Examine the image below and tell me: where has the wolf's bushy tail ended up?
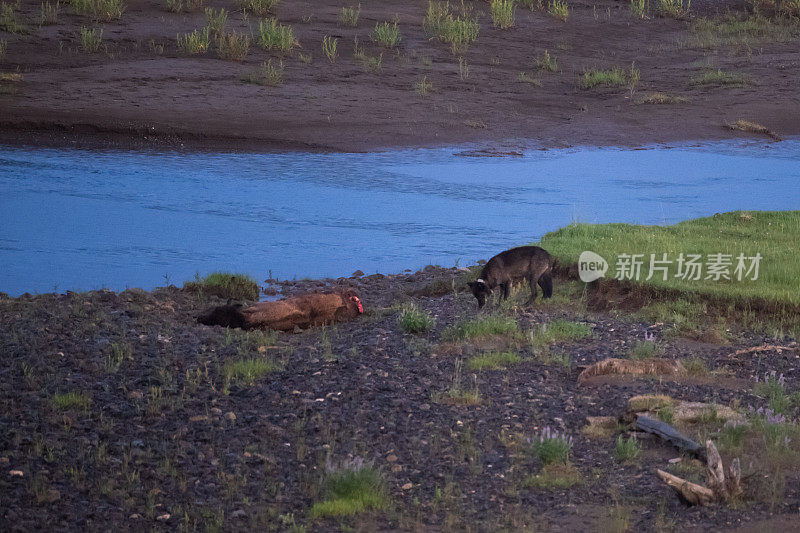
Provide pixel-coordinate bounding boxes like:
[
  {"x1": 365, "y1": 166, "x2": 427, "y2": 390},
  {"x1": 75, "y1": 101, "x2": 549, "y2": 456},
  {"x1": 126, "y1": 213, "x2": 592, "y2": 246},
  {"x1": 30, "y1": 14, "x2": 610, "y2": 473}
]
[{"x1": 538, "y1": 271, "x2": 553, "y2": 299}]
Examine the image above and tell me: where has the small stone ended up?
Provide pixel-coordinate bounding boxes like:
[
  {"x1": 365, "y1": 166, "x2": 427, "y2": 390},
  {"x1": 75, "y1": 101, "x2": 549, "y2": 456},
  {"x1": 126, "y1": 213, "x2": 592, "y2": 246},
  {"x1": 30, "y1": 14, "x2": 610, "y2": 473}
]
[
  {"x1": 401, "y1": 482, "x2": 413, "y2": 490},
  {"x1": 211, "y1": 407, "x2": 222, "y2": 415},
  {"x1": 224, "y1": 412, "x2": 236, "y2": 422},
  {"x1": 386, "y1": 454, "x2": 398, "y2": 463},
  {"x1": 231, "y1": 509, "x2": 246, "y2": 519},
  {"x1": 156, "y1": 513, "x2": 171, "y2": 521},
  {"x1": 420, "y1": 403, "x2": 430, "y2": 411},
  {"x1": 258, "y1": 346, "x2": 267, "y2": 353},
  {"x1": 128, "y1": 390, "x2": 143, "y2": 400},
  {"x1": 45, "y1": 489, "x2": 60, "y2": 502},
  {"x1": 190, "y1": 415, "x2": 209, "y2": 422},
  {"x1": 9, "y1": 470, "x2": 23, "y2": 477},
  {"x1": 0, "y1": 457, "x2": 8, "y2": 465},
  {"x1": 391, "y1": 464, "x2": 403, "y2": 473},
  {"x1": 668, "y1": 457, "x2": 682, "y2": 464},
  {"x1": 130, "y1": 513, "x2": 141, "y2": 519}
]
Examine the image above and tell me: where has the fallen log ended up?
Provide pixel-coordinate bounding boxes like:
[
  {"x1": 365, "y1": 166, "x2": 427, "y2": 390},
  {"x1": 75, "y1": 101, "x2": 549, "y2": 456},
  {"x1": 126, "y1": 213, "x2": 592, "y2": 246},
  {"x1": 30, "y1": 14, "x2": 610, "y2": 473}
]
[
  {"x1": 635, "y1": 415, "x2": 704, "y2": 459},
  {"x1": 656, "y1": 439, "x2": 741, "y2": 505},
  {"x1": 729, "y1": 344, "x2": 797, "y2": 358},
  {"x1": 656, "y1": 469, "x2": 716, "y2": 506}
]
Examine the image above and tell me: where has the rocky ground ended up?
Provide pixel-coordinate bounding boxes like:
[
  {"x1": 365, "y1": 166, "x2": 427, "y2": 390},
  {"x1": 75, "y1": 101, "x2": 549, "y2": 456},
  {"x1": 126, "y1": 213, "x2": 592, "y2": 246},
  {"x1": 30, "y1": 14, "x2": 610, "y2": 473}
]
[{"x1": 1, "y1": 266, "x2": 799, "y2": 531}]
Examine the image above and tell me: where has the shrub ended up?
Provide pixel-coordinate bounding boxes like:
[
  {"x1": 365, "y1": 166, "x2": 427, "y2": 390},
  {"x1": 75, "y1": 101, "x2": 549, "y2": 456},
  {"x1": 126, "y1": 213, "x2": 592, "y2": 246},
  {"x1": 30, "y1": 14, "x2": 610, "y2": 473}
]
[
  {"x1": 236, "y1": 0, "x2": 278, "y2": 17},
  {"x1": 548, "y1": 0, "x2": 569, "y2": 21},
  {"x1": 398, "y1": 304, "x2": 435, "y2": 333},
  {"x1": 754, "y1": 370, "x2": 794, "y2": 414},
  {"x1": 217, "y1": 31, "x2": 249, "y2": 61},
  {"x1": 80, "y1": 26, "x2": 103, "y2": 52},
  {"x1": 529, "y1": 426, "x2": 573, "y2": 465},
  {"x1": 184, "y1": 271, "x2": 259, "y2": 299},
  {"x1": 338, "y1": 4, "x2": 360, "y2": 27},
  {"x1": 490, "y1": 0, "x2": 515, "y2": 28},
  {"x1": 423, "y1": 1, "x2": 479, "y2": 53},
  {"x1": 177, "y1": 27, "x2": 210, "y2": 54},
  {"x1": 371, "y1": 21, "x2": 401, "y2": 47},
  {"x1": 256, "y1": 18, "x2": 297, "y2": 52}
]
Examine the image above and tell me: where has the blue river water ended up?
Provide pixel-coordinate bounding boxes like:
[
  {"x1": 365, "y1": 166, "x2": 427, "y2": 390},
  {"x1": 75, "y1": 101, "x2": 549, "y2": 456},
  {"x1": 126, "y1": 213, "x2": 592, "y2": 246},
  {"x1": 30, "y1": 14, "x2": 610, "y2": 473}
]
[{"x1": 1, "y1": 139, "x2": 799, "y2": 296}]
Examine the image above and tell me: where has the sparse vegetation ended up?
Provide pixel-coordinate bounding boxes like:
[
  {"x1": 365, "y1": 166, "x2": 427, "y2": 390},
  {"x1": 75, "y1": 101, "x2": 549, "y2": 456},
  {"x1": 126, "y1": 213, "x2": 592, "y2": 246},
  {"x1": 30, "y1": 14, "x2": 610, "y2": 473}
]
[
  {"x1": 630, "y1": 0, "x2": 647, "y2": 18},
  {"x1": 165, "y1": 0, "x2": 182, "y2": 13},
  {"x1": 70, "y1": 0, "x2": 125, "y2": 21},
  {"x1": 1, "y1": 2, "x2": 26, "y2": 32},
  {"x1": 242, "y1": 59, "x2": 283, "y2": 86},
  {"x1": 256, "y1": 18, "x2": 297, "y2": 52},
  {"x1": 52, "y1": 391, "x2": 91, "y2": 411},
  {"x1": 414, "y1": 75, "x2": 433, "y2": 95},
  {"x1": 580, "y1": 64, "x2": 640, "y2": 90},
  {"x1": 490, "y1": 0, "x2": 515, "y2": 29},
  {"x1": 204, "y1": 7, "x2": 227, "y2": 36},
  {"x1": 529, "y1": 426, "x2": 573, "y2": 465},
  {"x1": 638, "y1": 92, "x2": 687, "y2": 104},
  {"x1": 371, "y1": 21, "x2": 401, "y2": 48},
  {"x1": 40, "y1": 1, "x2": 61, "y2": 25},
  {"x1": 535, "y1": 49, "x2": 558, "y2": 72},
  {"x1": 223, "y1": 355, "x2": 281, "y2": 385},
  {"x1": 217, "y1": 30, "x2": 250, "y2": 61},
  {"x1": 657, "y1": 0, "x2": 690, "y2": 18},
  {"x1": 236, "y1": 0, "x2": 278, "y2": 17},
  {"x1": 524, "y1": 462, "x2": 582, "y2": 489},
  {"x1": 529, "y1": 319, "x2": 592, "y2": 348},
  {"x1": 176, "y1": 26, "x2": 210, "y2": 55},
  {"x1": 516, "y1": 72, "x2": 541, "y2": 85},
  {"x1": 627, "y1": 339, "x2": 661, "y2": 360},
  {"x1": 423, "y1": 0, "x2": 480, "y2": 53}
]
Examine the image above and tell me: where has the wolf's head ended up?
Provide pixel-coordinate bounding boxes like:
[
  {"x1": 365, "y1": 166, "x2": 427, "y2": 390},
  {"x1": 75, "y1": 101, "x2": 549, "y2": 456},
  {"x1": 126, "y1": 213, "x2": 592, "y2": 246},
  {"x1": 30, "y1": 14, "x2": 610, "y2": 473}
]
[
  {"x1": 467, "y1": 279, "x2": 491, "y2": 308},
  {"x1": 198, "y1": 303, "x2": 246, "y2": 329}
]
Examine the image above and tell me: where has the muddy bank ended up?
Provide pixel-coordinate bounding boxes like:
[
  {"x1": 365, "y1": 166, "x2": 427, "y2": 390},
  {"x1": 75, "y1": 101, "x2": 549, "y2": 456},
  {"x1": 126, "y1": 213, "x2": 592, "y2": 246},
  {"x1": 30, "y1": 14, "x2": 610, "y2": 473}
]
[
  {"x1": 1, "y1": 0, "x2": 799, "y2": 151},
  {"x1": 1, "y1": 266, "x2": 799, "y2": 530}
]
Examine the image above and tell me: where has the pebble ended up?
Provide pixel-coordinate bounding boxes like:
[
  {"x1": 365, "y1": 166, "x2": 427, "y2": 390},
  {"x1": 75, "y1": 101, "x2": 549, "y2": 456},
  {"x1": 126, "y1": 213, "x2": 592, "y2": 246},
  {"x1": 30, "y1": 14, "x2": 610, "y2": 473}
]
[
  {"x1": 224, "y1": 411, "x2": 236, "y2": 422},
  {"x1": 9, "y1": 470, "x2": 23, "y2": 477},
  {"x1": 156, "y1": 513, "x2": 171, "y2": 521},
  {"x1": 231, "y1": 509, "x2": 246, "y2": 519},
  {"x1": 401, "y1": 482, "x2": 413, "y2": 490},
  {"x1": 386, "y1": 454, "x2": 398, "y2": 463}
]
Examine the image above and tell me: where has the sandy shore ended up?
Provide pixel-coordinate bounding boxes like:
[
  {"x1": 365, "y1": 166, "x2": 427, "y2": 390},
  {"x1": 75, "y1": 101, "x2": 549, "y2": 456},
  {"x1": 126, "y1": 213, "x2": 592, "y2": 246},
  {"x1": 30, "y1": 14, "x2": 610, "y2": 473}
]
[{"x1": 1, "y1": 0, "x2": 798, "y2": 151}]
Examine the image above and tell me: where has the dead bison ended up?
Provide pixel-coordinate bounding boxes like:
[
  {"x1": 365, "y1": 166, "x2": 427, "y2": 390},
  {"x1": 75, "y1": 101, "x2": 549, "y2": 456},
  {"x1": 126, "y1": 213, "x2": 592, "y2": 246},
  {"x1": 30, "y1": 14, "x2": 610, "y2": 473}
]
[{"x1": 198, "y1": 289, "x2": 364, "y2": 331}]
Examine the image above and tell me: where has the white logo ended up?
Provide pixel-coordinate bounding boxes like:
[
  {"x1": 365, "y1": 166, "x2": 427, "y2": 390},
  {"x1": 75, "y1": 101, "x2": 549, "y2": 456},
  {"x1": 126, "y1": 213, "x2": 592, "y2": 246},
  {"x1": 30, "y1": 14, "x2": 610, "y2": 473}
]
[{"x1": 579, "y1": 251, "x2": 608, "y2": 282}]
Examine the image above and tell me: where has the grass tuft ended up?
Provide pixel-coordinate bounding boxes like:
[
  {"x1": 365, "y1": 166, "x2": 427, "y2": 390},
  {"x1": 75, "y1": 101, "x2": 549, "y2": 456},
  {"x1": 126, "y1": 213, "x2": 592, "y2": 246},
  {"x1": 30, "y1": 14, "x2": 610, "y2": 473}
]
[
  {"x1": 414, "y1": 75, "x2": 434, "y2": 95},
  {"x1": 223, "y1": 356, "x2": 281, "y2": 385},
  {"x1": 548, "y1": 0, "x2": 569, "y2": 21},
  {"x1": 216, "y1": 30, "x2": 249, "y2": 61},
  {"x1": 657, "y1": 0, "x2": 690, "y2": 18},
  {"x1": 371, "y1": 21, "x2": 401, "y2": 47},
  {"x1": 580, "y1": 64, "x2": 640, "y2": 90},
  {"x1": 637, "y1": 92, "x2": 687, "y2": 104},
  {"x1": 1, "y1": 2, "x2": 26, "y2": 33},
  {"x1": 689, "y1": 68, "x2": 748, "y2": 87},
  {"x1": 40, "y1": 1, "x2": 61, "y2": 25},
  {"x1": 52, "y1": 391, "x2": 91, "y2": 411},
  {"x1": 490, "y1": 0, "x2": 515, "y2": 29},
  {"x1": 516, "y1": 71, "x2": 541, "y2": 85},
  {"x1": 176, "y1": 26, "x2": 210, "y2": 55},
  {"x1": 256, "y1": 18, "x2": 297, "y2": 52},
  {"x1": 236, "y1": 0, "x2": 278, "y2": 17},
  {"x1": 311, "y1": 463, "x2": 389, "y2": 518},
  {"x1": 614, "y1": 435, "x2": 642, "y2": 462},
  {"x1": 322, "y1": 34, "x2": 338, "y2": 62},
  {"x1": 529, "y1": 426, "x2": 573, "y2": 465},
  {"x1": 535, "y1": 49, "x2": 558, "y2": 72},
  {"x1": 529, "y1": 319, "x2": 592, "y2": 348},
  {"x1": 71, "y1": 0, "x2": 125, "y2": 21},
  {"x1": 398, "y1": 304, "x2": 435, "y2": 334},
  {"x1": 204, "y1": 7, "x2": 227, "y2": 36},
  {"x1": 80, "y1": 26, "x2": 103, "y2": 52},
  {"x1": 241, "y1": 59, "x2": 283, "y2": 86},
  {"x1": 338, "y1": 4, "x2": 360, "y2": 27},
  {"x1": 423, "y1": 1, "x2": 480, "y2": 53},
  {"x1": 524, "y1": 462, "x2": 582, "y2": 489}
]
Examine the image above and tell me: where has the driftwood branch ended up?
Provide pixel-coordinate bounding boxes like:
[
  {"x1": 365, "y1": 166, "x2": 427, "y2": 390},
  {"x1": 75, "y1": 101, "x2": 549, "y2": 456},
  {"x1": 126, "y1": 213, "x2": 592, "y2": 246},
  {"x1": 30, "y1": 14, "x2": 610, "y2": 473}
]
[
  {"x1": 635, "y1": 415, "x2": 704, "y2": 459},
  {"x1": 656, "y1": 469, "x2": 716, "y2": 505},
  {"x1": 729, "y1": 344, "x2": 797, "y2": 358},
  {"x1": 655, "y1": 438, "x2": 741, "y2": 505}
]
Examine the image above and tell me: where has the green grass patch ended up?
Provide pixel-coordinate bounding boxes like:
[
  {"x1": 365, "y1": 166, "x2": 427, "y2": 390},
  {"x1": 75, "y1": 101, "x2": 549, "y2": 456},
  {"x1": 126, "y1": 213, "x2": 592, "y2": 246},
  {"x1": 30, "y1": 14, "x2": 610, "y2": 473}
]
[
  {"x1": 529, "y1": 427, "x2": 573, "y2": 465},
  {"x1": 0, "y1": 2, "x2": 26, "y2": 33},
  {"x1": 322, "y1": 35, "x2": 338, "y2": 62},
  {"x1": 656, "y1": 0, "x2": 690, "y2": 18},
  {"x1": 184, "y1": 271, "x2": 259, "y2": 300},
  {"x1": 204, "y1": 7, "x2": 227, "y2": 35},
  {"x1": 414, "y1": 75, "x2": 433, "y2": 95},
  {"x1": 540, "y1": 211, "x2": 800, "y2": 309},
  {"x1": 338, "y1": 4, "x2": 360, "y2": 27},
  {"x1": 443, "y1": 314, "x2": 519, "y2": 341},
  {"x1": 398, "y1": 304, "x2": 435, "y2": 334},
  {"x1": 40, "y1": 1, "x2": 61, "y2": 24},
  {"x1": 223, "y1": 356, "x2": 281, "y2": 385},
  {"x1": 753, "y1": 371, "x2": 796, "y2": 414},
  {"x1": 516, "y1": 71, "x2": 541, "y2": 85},
  {"x1": 423, "y1": 1, "x2": 480, "y2": 53},
  {"x1": 256, "y1": 18, "x2": 297, "y2": 52},
  {"x1": 681, "y1": 356, "x2": 710, "y2": 376},
  {"x1": 689, "y1": 68, "x2": 748, "y2": 87},
  {"x1": 311, "y1": 465, "x2": 389, "y2": 518},
  {"x1": 216, "y1": 31, "x2": 249, "y2": 61},
  {"x1": 371, "y1": 21, "x2": 401, "y2": 48},
  {"x1": 690, "y1": 14, "x2": 799, "y2": 49},
  {"x1": 535, "y1": 49, "x2": 558, "y2": 72},
  {"x1": 52, "y1": 391, "x2": 91, "y2": 411},
  {"x1": 466, "y1": 350, "x2": 522, "y2": 371},
  {"x1": 614, "y1": 435, "x2": 642, "y2": 462},
  {"x1": 627, "y1": 340, "x2": 661, "y2": 360},
  {"x1": 637, "y1": 92, "x2": 688, "y2": 104},
  {"x1": 490, "y1": 0, "x2": 515, "y2": 29},
  {"x1": 580, "y1": 64, "x2": 640, "y2": 90},
  {"x1": 529, "y1": 319, "x2": 592, "y2": 348},
  {"x1": 524, "y1": 462, "x2": 582, "y2": 489}
]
